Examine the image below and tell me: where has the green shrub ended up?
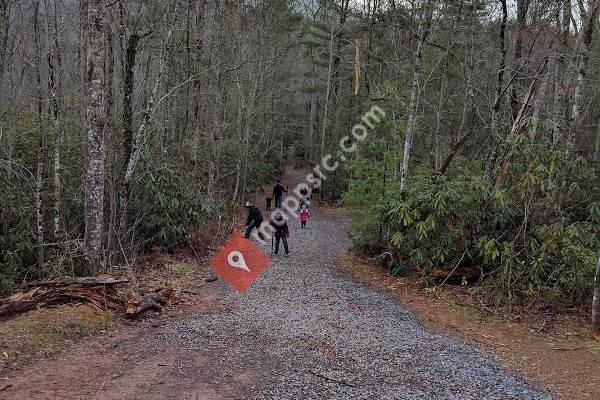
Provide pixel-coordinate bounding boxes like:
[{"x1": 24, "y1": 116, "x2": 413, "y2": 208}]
[
  {"x1": 346, "y1": 137, "x2": 600, "y2": 305},
  {"x1": 135, "y1": 165, "x2": 206, "y2": 249}
]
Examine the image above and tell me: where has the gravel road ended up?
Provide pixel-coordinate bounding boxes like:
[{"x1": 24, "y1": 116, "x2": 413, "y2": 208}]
[
  {"x1": 2, "y1": 171, "x2": 552, "y2": 400},
  {"x1": 161, "y1": 173, "x2": 552, "y2": 400}
]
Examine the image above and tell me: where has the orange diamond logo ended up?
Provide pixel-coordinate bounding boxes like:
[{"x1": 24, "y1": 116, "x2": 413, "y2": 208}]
[{"x1": 209, "y1": 233, "x2": 271, "y2": 292}]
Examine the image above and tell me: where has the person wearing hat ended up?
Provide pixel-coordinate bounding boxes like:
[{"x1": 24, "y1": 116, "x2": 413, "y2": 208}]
[
  {"x1": 244, "y1": 201, "x2": 265, "y2": 240},
  {"x1": 270, "y1": 211, "x2": 290, "y2": 256}
]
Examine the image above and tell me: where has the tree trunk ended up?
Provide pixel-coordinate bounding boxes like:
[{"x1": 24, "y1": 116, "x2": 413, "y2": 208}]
[
  {"x1": 593, "y1": 256, "x2": 600, "y2": 333},
  {"x1": 320, "y1": 24, "x2": 335, "y2": 160},
  {"x1": 510, "y1": 0, "x2": 529, "y2": 120},
  {"x1": 529, "y1": 77, "x2": 548, "y2": 143},
  {"x1": 104, "y1": 19, "x2": 117, "y2": 263},
  {"x1": 484, "y1": 0, "x2": 508, "y2": 179},
  {"x1": 34, "y1": 0, "x2": 44, "y2": 270},
  {"x1": 431, "y1": 53, "x2": 447, "y2": 172},
  {"x1": 308, "y1": 49, "x2": 317, "y2": 161},
  {"x1": 400, "y1": 0, "x2": 432, "y2": 192},
  {"x1": 0, "y1": 0, "x2": 10, "y2": 102},
  {"x1": 207, "y1": 69, "x2": 222, "y2": 204},
  {"x1": 190, "y1": 0, "x2": 210, "y2": 166},
  {"x1": 47, "y1": 0, "x2": 64, "y2": 240},
  {"x1": 309, "y1": 89, "x2": 317, "y2": 160},
  {"x1": 567, "y1": 0, "x2": 600, "y2": 156},
  {"x1": 241, "y1": 110, "x2": 250, "y2": 198},
  {"x1": 329, "y1": 0, "x2": 350, "y2": 170},
  {"x1": 231, "y1": 99, "x2": 243, "y2": 204},
  {"x1": 552, "y1": 4, "x2": 565, "y2": 144},
  {"x1": 204, "y1": 0, "x2": 218, "y2": 203},
  {"x1": 78, "y1": 0, "x2": 89, "y2": 123},
  {"x1": 83, "y1": 0, "x2": 107, "y2": 271},
  {"x1": 594, "y1": 119, "x2": 600, "y2": 162},
  {"x1": 121, "y1": 32, "x2": 140, "y2": 173}
]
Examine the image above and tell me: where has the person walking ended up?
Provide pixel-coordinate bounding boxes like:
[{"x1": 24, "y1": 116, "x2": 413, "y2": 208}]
[
  {"x1": 270, "y1": 211, "x2": 290, "y2": 256},
  {"x1": 299, "y1": 204, "x2": 310, "y2": 228},
  {"x1": 272, "y1": 179, "x2": 287, "y2": 209},
  {"x1": 244, "y1": 201, "x2": 265, "y2": 240}
]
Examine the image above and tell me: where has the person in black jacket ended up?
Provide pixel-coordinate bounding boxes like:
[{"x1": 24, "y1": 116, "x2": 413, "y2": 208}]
[
  {"x1": 272, "y1": 180, "x2": 287, "y2": 209},
  {"x1": 270, "y1": 211, "x2": 289, "y2": 256},
  {"x1": 244, "y1": 201, "x2": 265, "y2": 240}
]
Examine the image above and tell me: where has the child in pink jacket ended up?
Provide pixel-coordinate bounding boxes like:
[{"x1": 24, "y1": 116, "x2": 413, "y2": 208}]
[{"x1": 299, "y1": 204, "x2": 310, "y2": 228}]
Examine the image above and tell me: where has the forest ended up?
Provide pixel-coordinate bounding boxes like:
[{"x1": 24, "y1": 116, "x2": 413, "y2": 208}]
[{"x1": 0, "y1": 0, "x2": 599, "y2": 328}]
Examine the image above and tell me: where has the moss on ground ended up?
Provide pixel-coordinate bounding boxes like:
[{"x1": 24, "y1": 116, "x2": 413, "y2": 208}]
[{"x1": 0, "y1": 305, "x2": 114, "y2": 373}]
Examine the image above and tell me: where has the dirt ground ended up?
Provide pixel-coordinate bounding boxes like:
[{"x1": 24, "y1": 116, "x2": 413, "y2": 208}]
[
  {"x1": 340, "y1": 252, "x2": 600, "y2": 400},
  {"x1": 0, "y1": 283, "x2": 236, "y2": 400}
]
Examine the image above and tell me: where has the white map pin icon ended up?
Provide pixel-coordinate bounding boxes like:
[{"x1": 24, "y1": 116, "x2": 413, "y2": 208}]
[{"x1": 227, "y1": 250, "x2": 251, "y2": 273}]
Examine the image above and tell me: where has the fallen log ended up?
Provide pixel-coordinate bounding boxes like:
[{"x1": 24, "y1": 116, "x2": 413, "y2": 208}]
[
  {"x1": 0, "y1": 276, "x2": 175, "y2": 320},
  {"x1": 0, "y1": 276, "x2": 130, "y2": 319},
  {"x1": 429, "y1": 266, "x2": 481, "y2": 285},
  {"x1": 24, "y1": 276, "x2": 130, "y2": 288}
]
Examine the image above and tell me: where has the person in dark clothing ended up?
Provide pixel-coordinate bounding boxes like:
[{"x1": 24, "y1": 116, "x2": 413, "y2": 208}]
[
  {"x1": 270, "y1": 212, "x2": 289, "y2": 256},
  {"x1": 244, "y1": 201, "x2": 265, "y2": 240},
  {"x1": 265, "y1": 195, "x2": 273, "y2": 211},
  {"x1": 272, "y1": 180, "x2": 287, "y2": 209}
]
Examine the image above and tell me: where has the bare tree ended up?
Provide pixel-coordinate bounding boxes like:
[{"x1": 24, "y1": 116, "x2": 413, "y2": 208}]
[
  {"x1": 83, "y1": 0, "x2": 107, "y2": 271},
  {"x1": 0, "y1": 0, "x2": 10, "y2": 101},
  {"x1": 45, "y1": 0, "x2": 63, "y2": 240},
  {"x1": 33, "y1": 0, "x2": 44, "y2": 269},
  {"x1": 320, "y1": 22, "x2": 334, "y2": 160},
  {"x1": 510, "y1": 0, "x2": 530, "y2": 120},
  {"x1": 484, "y1": 0, "x2": 508, "y2": 178},
  {"x1": 400, "y1": 0, "x2": 432, "y2": 192},
  {"x1": 567, "y1": 0, "x2": 600, "y2": 155}
]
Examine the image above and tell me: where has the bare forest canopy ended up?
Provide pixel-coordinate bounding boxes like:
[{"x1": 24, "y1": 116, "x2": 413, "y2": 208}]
[{"x1": 0, "y1": 0, "x2": 599, "y2": 324}]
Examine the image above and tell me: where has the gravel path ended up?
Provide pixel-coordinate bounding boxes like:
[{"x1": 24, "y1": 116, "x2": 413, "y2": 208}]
[
  {"x1": 162, "y1": 172, "x2": 552, "y2": 400},
  {"x1": 2, "y1": 171, "x2": 552, "y2": 399}
]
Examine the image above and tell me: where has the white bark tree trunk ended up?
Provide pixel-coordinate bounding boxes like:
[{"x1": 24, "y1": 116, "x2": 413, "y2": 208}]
[
  {"x1": 551, "y1": 53, "x2": 563, "y2": 144},
  {"x1": 431, "y1": 54, "x2": 447, "y2": 172},
  {"x1": 567, "y1": 1, "x2": 600, "y2": 156},
  {"x1": 400, "y1": 0, "x2": 432, "y2": 192},
  {"x1": 320, "y1": 24, "x2": 335, "y2": 160},
  {"x1": 46, "y1": 0, "x2": 63, "y2": 240}
]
